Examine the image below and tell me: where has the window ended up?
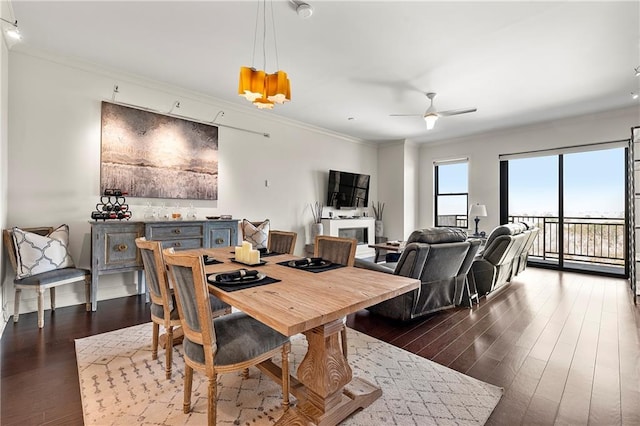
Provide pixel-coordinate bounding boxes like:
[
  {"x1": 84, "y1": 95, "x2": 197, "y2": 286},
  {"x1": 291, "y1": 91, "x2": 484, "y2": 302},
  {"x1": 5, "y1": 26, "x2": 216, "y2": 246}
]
[{"x1": 434, "y1": 160, "x2": 468, "y2": 228}]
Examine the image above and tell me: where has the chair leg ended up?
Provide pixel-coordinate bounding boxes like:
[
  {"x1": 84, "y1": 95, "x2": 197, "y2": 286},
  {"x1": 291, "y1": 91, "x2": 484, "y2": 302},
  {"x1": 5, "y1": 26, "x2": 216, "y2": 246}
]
[
  {"x1": 13, "y1": 288, "x2": 21, "y2": 323},
  {"x1": 50, "y1": 287, "x2": 56, "y2": 311},
  {"x1": 281, "y1": 342, "x2": 290, "y2": 410},
  {"x1": 37, "y1": 288, "x2": 45, "y2": 328},
  {"x1": 183, "y1": 364, "x2": 193, "y2": 414},
  {"x1": 165, "y1": 326, "x2": 173, "y2": 379},
  {"x1": 242, "y1": 368, "x2": 249, "y2": 379},
  {"x1": 84, "y1": 275, "x2": 91, "y2": 312},
  {"x1": 207, "y1": 374, "x2": 217, "y2": 426},
  {"x1": 152, "y1": 323, "x2": 160, "y2": 360}
]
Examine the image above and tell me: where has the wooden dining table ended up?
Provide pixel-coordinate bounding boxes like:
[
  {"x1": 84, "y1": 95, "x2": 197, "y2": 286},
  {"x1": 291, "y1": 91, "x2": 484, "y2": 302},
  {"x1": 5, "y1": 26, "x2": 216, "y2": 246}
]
[{"x1": 190, "y1": 246, "x2": 420, "y2": 426}]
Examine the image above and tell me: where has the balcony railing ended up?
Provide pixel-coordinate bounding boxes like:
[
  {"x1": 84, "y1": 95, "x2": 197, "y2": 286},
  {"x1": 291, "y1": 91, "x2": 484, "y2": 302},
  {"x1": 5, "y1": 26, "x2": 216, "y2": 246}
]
[
  {"x1": 437, "y1": 215, "x2": 468, "y2": 229},
  {"x1": 509, "y1": 215, "x2": 625, "y2": 267}
]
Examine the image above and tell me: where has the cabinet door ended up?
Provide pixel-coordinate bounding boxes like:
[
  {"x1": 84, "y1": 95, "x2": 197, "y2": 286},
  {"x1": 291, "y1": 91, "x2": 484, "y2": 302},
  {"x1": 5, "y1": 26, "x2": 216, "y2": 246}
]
[
  {"x1": 205, "y1": 220, "x2": 238, "y2": 248},
  {"x1": 209, "y1": 227, "x2": 233, "y2": 247},
  {"x1": 93, "y1": 223, "x2": 144, "y2": 272}
]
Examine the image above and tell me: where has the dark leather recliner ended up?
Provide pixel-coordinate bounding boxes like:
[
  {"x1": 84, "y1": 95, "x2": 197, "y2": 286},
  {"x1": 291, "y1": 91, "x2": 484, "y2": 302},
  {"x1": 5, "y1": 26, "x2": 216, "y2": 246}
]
[
  {"x1": 470, "y1": 223, "x2": 532, "y2": 297},
  {"x1": 355, "y1": 227, "x2": 481, "y2": 321}
]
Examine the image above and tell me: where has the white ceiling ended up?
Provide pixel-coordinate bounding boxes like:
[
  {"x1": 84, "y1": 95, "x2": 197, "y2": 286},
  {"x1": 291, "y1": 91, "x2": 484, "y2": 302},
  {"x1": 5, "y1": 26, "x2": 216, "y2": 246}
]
[{"x1": 7, "y1": 0, "x2": 640, "y2": 143}]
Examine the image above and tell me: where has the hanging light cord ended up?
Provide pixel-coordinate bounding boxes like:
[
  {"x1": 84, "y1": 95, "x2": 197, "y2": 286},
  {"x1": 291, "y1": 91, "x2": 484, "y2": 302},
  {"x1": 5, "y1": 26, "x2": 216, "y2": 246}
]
[
  {"x1": 270, "y1": 0, "x2": 280, "y2": 70},
  {"x1": 262, "y1": 0, "x2": 267, "y2": 71},
  {"x1": 251, "y1": 1, "x2": 260, "y2": 67}
]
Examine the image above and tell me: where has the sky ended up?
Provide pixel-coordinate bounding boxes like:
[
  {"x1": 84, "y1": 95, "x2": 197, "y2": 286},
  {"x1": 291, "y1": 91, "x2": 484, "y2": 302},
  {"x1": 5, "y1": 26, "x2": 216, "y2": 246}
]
[
  {"x1": 509, "y1": 147, "x2": 625, "y2": 217},
  {"x1": 437, "y1": 147, "x2": 625, "y2": 218}
]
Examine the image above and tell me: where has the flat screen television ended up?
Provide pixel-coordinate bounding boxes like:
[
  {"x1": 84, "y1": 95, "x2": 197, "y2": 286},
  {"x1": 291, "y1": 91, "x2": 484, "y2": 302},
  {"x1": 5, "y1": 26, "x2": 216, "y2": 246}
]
[{"x1": 326, "y1": 169, "x2": 370, "y2": 209}]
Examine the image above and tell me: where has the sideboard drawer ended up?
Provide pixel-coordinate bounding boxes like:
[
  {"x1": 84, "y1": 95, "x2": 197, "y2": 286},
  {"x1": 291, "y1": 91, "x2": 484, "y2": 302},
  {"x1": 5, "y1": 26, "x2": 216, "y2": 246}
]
[
  {"x1": 147, "y1": 223, "x2": 204, "y2": 240},
  {"x1": 160, "y1": 238, "x2": 203, "y2": 250}
]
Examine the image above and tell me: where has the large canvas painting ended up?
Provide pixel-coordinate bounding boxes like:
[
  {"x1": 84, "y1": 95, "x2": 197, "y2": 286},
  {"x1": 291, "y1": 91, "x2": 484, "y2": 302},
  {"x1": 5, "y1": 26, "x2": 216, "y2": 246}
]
[{"x1": 100, "y1": 101, "x2": 218, "y2": 200}]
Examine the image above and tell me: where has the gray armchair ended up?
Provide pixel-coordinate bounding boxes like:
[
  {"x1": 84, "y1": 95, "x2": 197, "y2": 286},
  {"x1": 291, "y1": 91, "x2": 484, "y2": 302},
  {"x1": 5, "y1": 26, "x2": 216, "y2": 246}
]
[{"x1": 355, "y1": 228, "x2": 480, "y2": 321}]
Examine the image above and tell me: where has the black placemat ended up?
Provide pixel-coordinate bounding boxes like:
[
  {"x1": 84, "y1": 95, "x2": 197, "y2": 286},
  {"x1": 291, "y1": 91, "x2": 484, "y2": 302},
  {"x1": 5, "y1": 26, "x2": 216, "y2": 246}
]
[
  {"x1": 259, "y1": 250, "x2": 284, "y2": 258},
  {"x1": 276, "y1": 260, "x2": 346, "y2": 273},
  {"x1": 208, "y1": 276, "x2": 281, "y2": 292},
  {"x1": 203, "y1": 258, "x2": 223, "y2": 265},
  {"x1": 230, "y1": 259, "x2": 268, "y2": 266}
]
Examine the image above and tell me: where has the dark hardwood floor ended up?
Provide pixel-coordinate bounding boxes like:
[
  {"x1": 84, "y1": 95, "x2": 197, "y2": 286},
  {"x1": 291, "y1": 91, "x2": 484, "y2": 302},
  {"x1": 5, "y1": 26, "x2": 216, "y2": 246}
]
[{"x1": 2, "y1": 268, "x2": 639, "y2": 425}]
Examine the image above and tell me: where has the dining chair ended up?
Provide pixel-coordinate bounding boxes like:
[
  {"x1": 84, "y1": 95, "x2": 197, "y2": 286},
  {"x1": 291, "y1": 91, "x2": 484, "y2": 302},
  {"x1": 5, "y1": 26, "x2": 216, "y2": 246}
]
[
  {"x1": 163, "y1": 248, "x2": 291, "y2": 425},
  {"x1": 3, "y1": 226, "x2": 90, "y2": 328},
  {"x1": 314, "y1": 235, "x2": 357, "y2": 357},
  {"x1": 135, "y1": 237, "x2": 231, "y2": 379},
  {"x1": 268, "y1": 230, "x2": 297, "y2": 254}
]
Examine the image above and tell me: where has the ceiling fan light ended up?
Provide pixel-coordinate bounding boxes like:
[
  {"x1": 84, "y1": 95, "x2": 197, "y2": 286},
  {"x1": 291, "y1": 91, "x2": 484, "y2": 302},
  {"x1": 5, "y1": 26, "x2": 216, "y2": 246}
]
[{"x1": 424, "y1": 114, "x2": 438, "y2": 130}]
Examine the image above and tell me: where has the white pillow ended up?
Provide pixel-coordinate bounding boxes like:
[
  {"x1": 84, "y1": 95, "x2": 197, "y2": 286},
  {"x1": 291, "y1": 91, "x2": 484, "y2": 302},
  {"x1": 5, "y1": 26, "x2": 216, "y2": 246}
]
[
  {"x1": 241, "y1": 219, "x2": 270, "y2": 249},
  {"x1": 12, "y1": 225, "x2": 76, "y2": 279}
]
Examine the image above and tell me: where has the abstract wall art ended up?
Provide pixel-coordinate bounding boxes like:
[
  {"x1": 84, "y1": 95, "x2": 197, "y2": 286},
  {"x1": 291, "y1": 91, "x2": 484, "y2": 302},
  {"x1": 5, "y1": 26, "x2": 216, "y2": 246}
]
[{"x1": 100, "y1": 101, "x2": 218, "y2": 200}]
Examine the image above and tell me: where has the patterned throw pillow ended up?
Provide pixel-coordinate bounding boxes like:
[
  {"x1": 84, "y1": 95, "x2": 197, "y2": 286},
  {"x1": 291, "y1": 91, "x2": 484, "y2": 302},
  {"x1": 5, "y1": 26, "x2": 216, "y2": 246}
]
[
  {"x1": 12, "y1": 225, "x2": 76, "y2": 279},
  {"x1": 241, "y1": 219, "x2": 270, "y2": 249}
]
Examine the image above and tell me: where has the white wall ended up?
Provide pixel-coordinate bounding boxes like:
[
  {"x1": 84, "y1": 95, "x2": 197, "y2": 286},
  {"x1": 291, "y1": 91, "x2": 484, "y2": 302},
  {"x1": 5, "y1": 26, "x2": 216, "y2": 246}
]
[
  {"x1": 377, "y1": 141, "x2": 404, "y2": 240},
  {"x1": 4, "y1": 49, "x2": 378, "y2": 315},
  {"x1": 0, "y1": 0, "x2": 10, "y2": 334},
  {"x1": 403, "y1": 142, "x2": 419, "y2": 238},
  {"x1": 419, "y1": 106, "x2": 640, "y2": 233}
]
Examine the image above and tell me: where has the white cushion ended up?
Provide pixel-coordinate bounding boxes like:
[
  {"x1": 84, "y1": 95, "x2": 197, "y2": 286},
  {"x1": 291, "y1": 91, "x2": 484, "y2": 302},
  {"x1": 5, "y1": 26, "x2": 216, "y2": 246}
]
[
  {"x1": 12, "y1": 225, "x2": 76, "y2": 279},
  {"x1": 241, "y1": 219, "x2": 270, "y2": 249}
]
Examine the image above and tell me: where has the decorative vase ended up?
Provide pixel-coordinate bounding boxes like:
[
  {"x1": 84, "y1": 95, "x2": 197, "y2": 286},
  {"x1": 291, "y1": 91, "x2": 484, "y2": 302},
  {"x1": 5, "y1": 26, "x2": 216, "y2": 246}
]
[
  {"x1": 310, "y1": 222, "x2": 323, "y2": 241},
  {"x1": 375, "y1": 220, "x2": 384, "y2": 238}
]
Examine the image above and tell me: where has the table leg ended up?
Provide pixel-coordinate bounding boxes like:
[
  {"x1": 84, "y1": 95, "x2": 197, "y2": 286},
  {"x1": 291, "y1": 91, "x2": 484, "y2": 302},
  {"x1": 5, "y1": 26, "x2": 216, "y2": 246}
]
[{"x1": 276, "y1": 319, "x2": 382, "y2": 426}]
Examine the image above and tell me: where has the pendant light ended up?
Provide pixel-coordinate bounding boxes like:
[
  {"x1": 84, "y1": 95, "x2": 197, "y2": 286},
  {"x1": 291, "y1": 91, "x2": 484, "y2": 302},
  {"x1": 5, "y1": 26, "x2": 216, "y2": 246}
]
[{"x1": 238, "y1": 0, "x2": 291, "y2": 109}]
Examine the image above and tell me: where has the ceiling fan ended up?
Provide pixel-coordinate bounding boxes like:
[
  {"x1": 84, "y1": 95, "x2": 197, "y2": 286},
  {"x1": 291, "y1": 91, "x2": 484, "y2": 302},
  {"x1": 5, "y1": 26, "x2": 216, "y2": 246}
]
[{"x1": 390, "y1": 92, "x2": 477, "y2": 130}]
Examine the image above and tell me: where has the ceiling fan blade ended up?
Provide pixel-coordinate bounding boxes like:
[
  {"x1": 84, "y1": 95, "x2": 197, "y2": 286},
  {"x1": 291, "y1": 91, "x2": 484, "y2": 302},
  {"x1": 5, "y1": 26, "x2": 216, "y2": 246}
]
[
  {"x1": 389, "y1": 114, "x2": 424, "y2": 117},
  {"x1": 438, "y1": 108, "x2": 477, "y2": 117}
]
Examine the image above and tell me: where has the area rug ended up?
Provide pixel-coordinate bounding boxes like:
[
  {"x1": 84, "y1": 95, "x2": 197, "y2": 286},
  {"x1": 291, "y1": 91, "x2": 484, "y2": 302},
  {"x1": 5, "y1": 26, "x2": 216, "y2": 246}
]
[{"x1": 75, "y1": 323, "x2": 502, "y2": 425}]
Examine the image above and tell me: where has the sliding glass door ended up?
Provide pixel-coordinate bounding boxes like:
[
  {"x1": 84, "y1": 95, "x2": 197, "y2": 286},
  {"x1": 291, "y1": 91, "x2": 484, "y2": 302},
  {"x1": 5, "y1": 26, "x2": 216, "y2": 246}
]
[{"x1": 502, "y1": 146, "x2": 626, "y2": 276}]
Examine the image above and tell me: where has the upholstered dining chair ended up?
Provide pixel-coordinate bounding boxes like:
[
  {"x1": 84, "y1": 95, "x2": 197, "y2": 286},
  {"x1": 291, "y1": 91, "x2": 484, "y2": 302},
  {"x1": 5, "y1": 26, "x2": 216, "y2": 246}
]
[
  {"x1": 314, "y1": 235, "x2": 357, "y2": 357},
  {"x1": 268, "y1": 230, "x2": 297, "y2": 254},
  {"x1": 3, "y1": 226, "x2": 90, "y2": 329},
  {"x1": 163, "y1": 248, "x2": 290, "y2": 426},
  {"x1": 135, "y1": 237, "x2": 231, "y2": 379}
]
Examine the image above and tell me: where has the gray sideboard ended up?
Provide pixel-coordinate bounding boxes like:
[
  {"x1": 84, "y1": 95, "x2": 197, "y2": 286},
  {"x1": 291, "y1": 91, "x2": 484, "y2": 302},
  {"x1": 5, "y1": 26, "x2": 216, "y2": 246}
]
[{"x1": 90, "y1": 219, "x2": 239, "y2": 311}]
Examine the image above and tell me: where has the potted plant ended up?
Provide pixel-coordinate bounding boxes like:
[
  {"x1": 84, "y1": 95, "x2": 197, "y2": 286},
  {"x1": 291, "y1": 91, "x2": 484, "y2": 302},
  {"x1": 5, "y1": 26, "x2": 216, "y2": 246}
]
[{"x1": 372, "y1": 201, "x2": 385, "y2": 240}]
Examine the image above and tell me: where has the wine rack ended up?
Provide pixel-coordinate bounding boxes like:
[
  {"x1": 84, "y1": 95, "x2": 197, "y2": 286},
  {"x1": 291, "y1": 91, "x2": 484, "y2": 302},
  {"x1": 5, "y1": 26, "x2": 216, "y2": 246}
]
[{"x1": 91, "y1": 189, "x2": 132, "y2": 221}]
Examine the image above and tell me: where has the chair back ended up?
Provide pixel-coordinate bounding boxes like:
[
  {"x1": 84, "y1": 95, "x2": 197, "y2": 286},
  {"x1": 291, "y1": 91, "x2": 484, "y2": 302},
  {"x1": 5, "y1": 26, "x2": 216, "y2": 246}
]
[
  {"x1": 163, "y1": 248, "x2": 217, "y2": 367},
  {"x1": 3, "y1": 227, "x2": 54, "y2": 275},
  {"x1": 314, "y1": 235, "x2": 357, "y2": 266},
  {"x1": 268, "y1": 230, "x2": 297, "y2": 254},
  {"x1": 135, "y1": 237, "x2": 172, "y2": 310}
]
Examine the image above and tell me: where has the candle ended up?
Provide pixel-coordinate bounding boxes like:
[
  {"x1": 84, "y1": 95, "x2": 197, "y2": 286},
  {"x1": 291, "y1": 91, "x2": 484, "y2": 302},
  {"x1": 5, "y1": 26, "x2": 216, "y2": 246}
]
[
  {"x1": 241, "y1": 241, "x2": 252, "y2": 263},
  {"x1": 249, "y1": 249, "x2": 260, "y2": 265},
  {"x1": 235, "y1": 246, "x2": 243, "y2": 262}
]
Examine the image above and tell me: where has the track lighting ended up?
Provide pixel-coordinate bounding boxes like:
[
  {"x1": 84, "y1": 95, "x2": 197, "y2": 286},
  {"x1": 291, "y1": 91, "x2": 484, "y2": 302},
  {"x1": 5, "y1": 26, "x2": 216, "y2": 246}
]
[
  {"x1": 632, "y1": 92, "x2": 639, "y2": 100},
  {"x1": 1, "y1": 17, "x2": 21, "y2": 41},
  {"x1": 635, "y1": 67, "x2": 640, "y2": 77}
]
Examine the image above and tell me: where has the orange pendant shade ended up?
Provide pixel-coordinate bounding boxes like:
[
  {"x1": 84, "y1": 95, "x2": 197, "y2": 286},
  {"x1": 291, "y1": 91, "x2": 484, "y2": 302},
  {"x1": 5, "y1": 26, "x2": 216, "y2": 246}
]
[
  {"x1": 238, "y1": 67, "x2": 266, "y2": 102},
  {"x1": 266, "y1": 71, "x2": 291, "y2": 104}
]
